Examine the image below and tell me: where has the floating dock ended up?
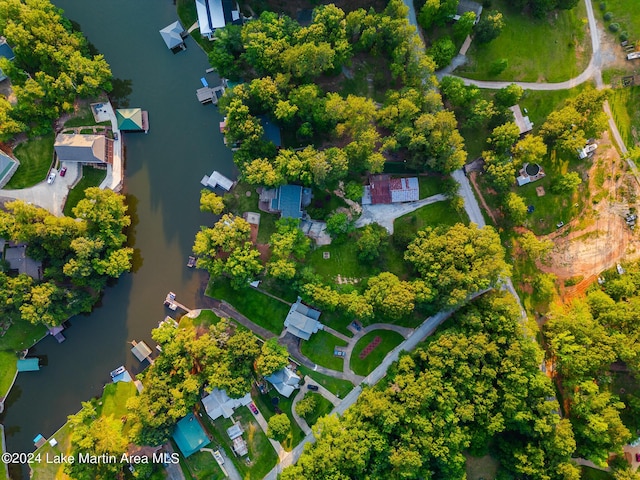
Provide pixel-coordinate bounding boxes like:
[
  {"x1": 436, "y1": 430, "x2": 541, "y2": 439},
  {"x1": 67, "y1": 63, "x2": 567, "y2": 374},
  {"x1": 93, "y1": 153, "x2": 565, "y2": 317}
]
[
  {"x1": 196, "y1": 85, "x2": 225, "y2": 104},
  {"x1": 187, "y1": 256, "x2": 196, "y2": 268}
]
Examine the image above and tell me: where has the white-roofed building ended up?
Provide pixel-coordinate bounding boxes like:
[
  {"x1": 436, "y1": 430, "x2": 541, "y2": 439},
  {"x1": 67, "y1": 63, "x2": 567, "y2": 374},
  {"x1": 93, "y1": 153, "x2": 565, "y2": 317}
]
[
  {"x1": 509, "y1": 105, "x2": 533, "y2": 135},
  {"x1": 264, "y1": 367, "x2": 301, "y2": 398},
  {"x1": 201, "y1": 170, "x2": 235, "y2": 191},
  {"x1": 196, "y1": 0, "x2": 242, "y2": 40},
  {"x1": 202, "y1": 388, "x2": 252, "y2": 421},
  {"x1": 283, "y1": 297, "x2": 323, "y2": 340}
]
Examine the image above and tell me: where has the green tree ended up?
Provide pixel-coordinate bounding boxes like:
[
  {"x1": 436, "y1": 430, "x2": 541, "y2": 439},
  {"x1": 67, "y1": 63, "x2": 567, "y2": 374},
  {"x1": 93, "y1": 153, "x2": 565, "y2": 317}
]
[
  {"x1": 200, "y1": 189, "x2": 225, "y2": 215},
  {"x1": 224, "y1": 242, "x2": 263, "y2": 289},
  {"x1": 453, "y1": 12, "x2": 476, "y2": 41},
  {"x1": 551, "y1": 172, "x2": 582, "y2": 193},
  {"x1": 326, "y1": 212, "x2": 354, "y2": 239},
  {"x1": 484, "y1": 150, "x2": 516, "y2": 192},
  {"x1": 364, "y1": 272, "x2": 416, "y2": 319},
  {"x1": 503, "y1": 192, "x2": 528, "y2": 225},
  {"x1": 267, "y1": 218, "x2": 311, "y2": 280},
  {"x1": 267, "y1": 413, "x2": 291, "y2": 442},
  {"x1": 356, "y1": 224, "x2": 388, "y2": 262},
  {"x1": 512, "y1": 134, "x2": 547, "y2": 167},
  {"x1": 519, "y1": 230, "x2": 554, "y2": 264},
  {"x1": 208, "y1": 25, "x2": 245, "y2": 80},
  {"x1": 494, "y1": 84, "x2": 524, "y2": 109},
  {"x1": 405, "y1": 223, "x2": 510, "y2": 308},
  {"x1": 255, "y1": 338, "x2": 290, "y2": 377},
  {"x1": 488, "y1": 122, "x2": 521, "y2": 153},
  {"x1": 428, "y1": 37, "x2": 456, "y2": 69},
  {"x1": 474, "y1": 11, "x2": 505, "y2": 44},
  {"x1": 295, "y1": 393, "x2": 317, "y2": 419}
]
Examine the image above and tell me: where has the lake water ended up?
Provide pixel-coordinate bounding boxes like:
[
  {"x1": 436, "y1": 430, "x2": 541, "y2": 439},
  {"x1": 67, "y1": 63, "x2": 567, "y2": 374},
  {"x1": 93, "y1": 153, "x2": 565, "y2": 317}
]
[{"x1": 0, "y1": 1, "x2": 233, "y2": 476}]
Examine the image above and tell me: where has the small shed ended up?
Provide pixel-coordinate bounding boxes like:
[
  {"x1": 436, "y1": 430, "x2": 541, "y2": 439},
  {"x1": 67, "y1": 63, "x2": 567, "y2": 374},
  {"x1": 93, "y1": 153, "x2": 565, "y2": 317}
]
[
  {"x1": 17, "y1": 358, "x2": 40, "y2": 372},
  {"x1": 131, "y1": 341, "x2": 153, "y2": 362},
  {"x1": 509, "y1": 105, "x2": 533, "y2": 135},
  {"x1": 159, "y1": 20, "x2": 186, "y2": 50},
  {"x1": 226, "y1": 423, "x2": 244, "y2": 440}
]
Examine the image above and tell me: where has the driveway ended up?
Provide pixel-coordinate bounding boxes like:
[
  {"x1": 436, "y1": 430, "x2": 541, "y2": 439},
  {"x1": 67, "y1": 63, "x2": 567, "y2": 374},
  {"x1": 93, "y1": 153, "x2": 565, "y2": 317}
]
[
  {"x1": 355, "y1": 193, "x2": 448, "y2": 233},
  {"x1": 0, "y1": 161, "x2": 81, "y2": 216}
]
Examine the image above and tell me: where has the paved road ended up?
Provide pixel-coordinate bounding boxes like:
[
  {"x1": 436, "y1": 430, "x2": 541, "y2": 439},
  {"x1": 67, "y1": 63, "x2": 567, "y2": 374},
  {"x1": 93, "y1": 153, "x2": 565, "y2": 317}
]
[
  {"x1": 451, "y1": 169, "x2": 486, "y2": 227},
  {"x1": 290, "y1": 387, "x2": 312, "y2": 435}
]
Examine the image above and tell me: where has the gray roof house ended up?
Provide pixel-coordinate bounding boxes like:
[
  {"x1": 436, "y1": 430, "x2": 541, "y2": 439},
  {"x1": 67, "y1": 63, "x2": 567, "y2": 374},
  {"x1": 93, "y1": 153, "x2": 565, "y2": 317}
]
[
  {"x1": 265, "y1": 367, "x2": 301, "y2": 398},
  {"x1": 509, "y1": 105, "x2": 533, "y2": 135},
  {"x1": 283, "y1": 297, "x2": 323, "y2": 340},
  {"x1": 454, "y1": 0, "x2": 483, "y2": 24},
  {"x1": 54, "y1": 134, "x2": 113, "y2": 163},
  {"x1": 202, "y1": 389, "x2": 252, "y2": 421}
]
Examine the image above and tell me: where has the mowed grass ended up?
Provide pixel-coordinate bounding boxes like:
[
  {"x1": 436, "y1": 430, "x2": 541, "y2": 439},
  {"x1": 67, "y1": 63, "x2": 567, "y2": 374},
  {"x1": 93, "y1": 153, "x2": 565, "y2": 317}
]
[
  {"x1": 300, "y1": 330, "x2": 348, "y2": 372},
  {"x1": 418, "y1": 175, "x2": 446, "y2": 198},
  {"x1": 460, "y1": 0, "x2": 589, "y2": 82},
  {"x1": 5, "y1": 133, "x2": 54, "y2": 189},
  {"x1": 298, "y1": 365, "x2": 354, "y2": 399},
  {"x1": 0, "y1": 318, "x2": 48, "y2": 351},
  {"x1": 179, "y1": 309, "x2": 221, "y2": 330},
  {"x1": 394, "y1": 198, "x2": 469, "y2": 236},
  {"x1": 299, "y1": 392, "x2": 333, "y2": 427},
  {"x1": 0, "y1": 351, "x2": 17, "y2": 399},
  {"x1": 609, "y1": 85, "x2": 640, "y2": 149},
  {"x1": 206, "y1": 277, "x2": 290, "y2": 335},
  {"x1": 252, "y1": 393, "x2": 305, "y2": 452},
  {"x1": 63, "y1": 105, "x2": 110, "y2": 128},
  {"x1": 519, "y1": 85, "x2": 587, "y2": 131},
  {"x1": 350, "y1": 330, "x2": 404, "y2": 376},
  {"x1": 183, "y1": 449, "x2": 226, "y2": 480},
  {"x1": 63, "y1": 166, "x2": 107, "y2": 216},
  {"x1": 581, "y1": 467, "x2": 614, "y2": 480},
  {"x1": 597, "y1": 0, "x2": 640, "y2": 41}
]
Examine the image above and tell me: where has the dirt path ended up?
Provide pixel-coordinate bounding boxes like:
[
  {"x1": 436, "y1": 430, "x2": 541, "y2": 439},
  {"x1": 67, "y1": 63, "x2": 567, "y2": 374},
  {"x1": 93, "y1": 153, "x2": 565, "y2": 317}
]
[
  {"x1": 468, "y1": 172, "x2": 498, "y2": 224},
  {"x1": 539, "y1": 131, "x2": 640, "y2": 281}
]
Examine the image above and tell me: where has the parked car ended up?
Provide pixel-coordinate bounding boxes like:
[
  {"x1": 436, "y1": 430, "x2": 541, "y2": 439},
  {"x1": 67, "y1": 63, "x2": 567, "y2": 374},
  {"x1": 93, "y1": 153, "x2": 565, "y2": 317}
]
[
  {"x1": 556, "y1": 221, "x2": 564, "y2": 229},
  {"x1": 636, "y1": 452, "x2": 640, "y2": 462},
  {"x1": 248, "y1": 403, "x2": 258, "y2": 415},
  {"x1": 59, "y1": 167, "x2": 67, "y2": 177},
  {"x1": 47, "y1": 172, "x2": 56, "y2": 184},
  {"x1": 307, "y1": 384, "x2": 319, "y2": 391}
]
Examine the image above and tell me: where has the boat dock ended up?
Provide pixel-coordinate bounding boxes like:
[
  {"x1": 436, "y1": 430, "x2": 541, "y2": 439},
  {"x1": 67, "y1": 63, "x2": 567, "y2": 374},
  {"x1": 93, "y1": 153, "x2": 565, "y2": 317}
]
[
  {"x1": 131, "y1": 340, "x2": 154, "y2": 364},
  {"x1": 196, "y1": 85, "x2": 225, "y2": 104},
  {"x1": 48, "y1": 325, "x2": 66, "y2": 343},
  {"x1": 200, "y1": 170, "x2": 235, "y2": 191},
  {"x1": 187, "y1": 256, "x2": 196, "y2": 268},
  {"x1": 164, "y1": 292, "x2": 192, "y2": 313}
]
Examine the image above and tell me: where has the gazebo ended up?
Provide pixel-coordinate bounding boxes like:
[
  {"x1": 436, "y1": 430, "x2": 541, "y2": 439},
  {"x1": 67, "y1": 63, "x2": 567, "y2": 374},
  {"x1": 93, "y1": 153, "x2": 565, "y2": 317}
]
[
  {"x1": 116, "y1": 108, "x2": 149, "y2": 132},
  {"x1": 159, "y1": 20, "x2": 186, "y2": 50}
]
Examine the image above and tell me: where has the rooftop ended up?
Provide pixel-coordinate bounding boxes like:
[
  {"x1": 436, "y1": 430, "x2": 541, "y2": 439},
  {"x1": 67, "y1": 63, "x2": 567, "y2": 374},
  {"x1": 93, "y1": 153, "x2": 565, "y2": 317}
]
[
  {"x1": 283, "y1": 297, "x2": 323, "y2": 340},
  {"x1": 159, "y1": 20, "x2": 185, "y2": 49},
  {"x1": 202, "y1": 389, "x2": 251, "y2": 421},
  {"x1": 363, "y1": 175, "x2": 419, "y2": 205},
  {"x1": 509, "y1": 105, "x2": 533, "y2": 135},
  {"x1": 265, "y1": 367, "x2": 301, "y2": 398},
  {"x1": 172, "y1": 413, "x2": 210, "y2": 458},
  {"x1": 277, "y1": 185, "x2": 303, "y2": 219},
  {"x1": 54, "y1": 134, "x2": 112, "y2": 163},
  {"x1": 116, "y1": 108, "x2": 146, "y2": 131}
]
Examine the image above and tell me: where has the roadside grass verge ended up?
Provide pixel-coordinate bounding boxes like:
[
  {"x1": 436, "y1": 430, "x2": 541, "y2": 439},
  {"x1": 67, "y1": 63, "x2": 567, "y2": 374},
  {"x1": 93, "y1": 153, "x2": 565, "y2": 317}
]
[
  {"x1": 206, "y1": 277, "x2": 290, "y2": 335},
  {"x1": 63, "y1": 166, "x2": 107, "y2": 216},
  {"x1": 0, "y1": 351, "x2": 17, "y2": 400},
  {"x1": 300, "y1": 330, "x2": 348, "y2": 371},
  {"x1": 5, "y1": 133, "x2": 54, "y2": 189},
  {"x1": 350, "y1": 330, "x2": 404, "y2": 376},
  {"x1": 459, "y1": 0, "x2": 589, "y2": 82},
  {"x1": 298, "y1": 392, "x2": 333, "y2": 427},
  {"x1": 253, "y1": 391, "x2": 305, "y2": 452},
  {"x1": 298, "y1": 365, "x2": 354, "y2": 399},
  {"x1": 609, "y1": 85, "x2": 640, "y2": 149}
]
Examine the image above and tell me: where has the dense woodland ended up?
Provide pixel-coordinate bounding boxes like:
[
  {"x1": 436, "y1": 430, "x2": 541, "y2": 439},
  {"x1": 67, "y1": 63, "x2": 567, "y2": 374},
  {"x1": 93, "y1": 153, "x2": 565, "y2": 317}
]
[
  {"x1": 0, "y1": 0, "x2": 112, "y2": 138},
  {"x1": 0, "y1": 190, "x2": 132, "y2": 326}
]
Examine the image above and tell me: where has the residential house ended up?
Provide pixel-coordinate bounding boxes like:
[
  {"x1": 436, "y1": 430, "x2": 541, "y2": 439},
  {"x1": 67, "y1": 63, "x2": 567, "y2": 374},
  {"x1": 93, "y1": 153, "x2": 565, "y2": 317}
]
[
  {"x1": 196, "y1": 0, "x2": 242, "y2": 40},
  {"x1": 509, "y1": 105, "x2": 533, "y2": 136},
  {"x1": 265, "y1": 367, "x2": 301, "y2": 398},
  {"x1": 202, "y1": 388, "x2": 252, "y2": 421},
  {"x1": 283, "y1": 297, "x2": 323, "y2": 340},
  {"x1": 260, "y1": 185, "x2": 312, "y2": 219},
  {"x1": 362, "y1": 175, "x2": 419, "y2": 205},
  {"x1": 54, "y1": 134, "x2": 113, "y2": 164}
]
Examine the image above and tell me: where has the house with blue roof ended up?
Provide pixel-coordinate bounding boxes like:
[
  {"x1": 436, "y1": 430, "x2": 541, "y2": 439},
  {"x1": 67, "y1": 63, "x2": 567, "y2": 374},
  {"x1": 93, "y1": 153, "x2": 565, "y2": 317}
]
[
  {"x1": 0, "y1": 150, "x2": 19, "y2": 188},
  {"x1": 260, "y1": 185, "x2": 312, "y2": 219},
  {"x1": 0, "y1": 40, "x2": 16, "y2": 82}
]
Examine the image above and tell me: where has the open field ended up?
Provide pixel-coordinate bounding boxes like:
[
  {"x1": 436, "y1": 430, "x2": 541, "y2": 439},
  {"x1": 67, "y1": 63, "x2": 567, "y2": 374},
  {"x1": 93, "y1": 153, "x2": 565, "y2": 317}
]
[
  {"x1": 596, "y1": 0, "x2": 640, "y2": 41},
  {"x1": 0, "y1": 351, "x2": 17, "y2": 400},
  {"x1": 460, "y1": 0, "x2": 590, "y2": 82},
  {"x1": 5, "y1": 134, "x2": 54, "y2": 189},
  {"x1": 609, "y1": 85, "x2": 640, "y2": 148}
]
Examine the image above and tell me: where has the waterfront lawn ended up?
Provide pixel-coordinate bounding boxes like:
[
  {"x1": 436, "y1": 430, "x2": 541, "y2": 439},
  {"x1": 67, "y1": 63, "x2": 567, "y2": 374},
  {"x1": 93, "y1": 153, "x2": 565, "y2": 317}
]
[
  {"x1": 0, "y1": 351, "x2": 17, "y2": 399},
  {"x1": 299, "y1": 392, "x2": 333, "y2": 427},
  {"x1": 459, "y1": 0, "x2": 589, "y2": 82},
  {"x1": 223, "y1": 182, "x2": 278, "y2": 244},
  {"x1": 31, "y1": 421, "x2": 73, "y2": 480},
  {"x1": 179, "y1": 309, "x2": 222, "y2": 330},
  {"x1": 206, "y1": 277, "x2": 290, "y2": 335},
  {"x1": 0, "y1": 318, "x2": 47, "y2": 352},
  {"x1": 63, "y1": 105, "x2": 110, "y2": 128},
  {"x1": 177, "y1": 0, "x2": 214, "y2": 53},
  {"x1": 609, "y1": 85, "x2": 640, "y2": 149},
  {"x1": 300, "y1": 330, "x2": 347, "y2": 372},
  {"x1": 298, "y1": 365, "x2": 354, "y2": 399},
  {"x1": 100, "y1": 381, "x2": 137, "y2": 419},
  {"x1": 350, "y1": 330, "x2": 404, "y2": 376},
  {"x1": 393, "y1": 199, "x2": 469, "y2": 240},
  {"x1": 183, "y1": 449, "x2": 226, "y2": 480},
  {"x1": 5, "y1": 133, "x2": 55, "y2": 189},
  {"x1": 253, "y1": 391, "x2": 305, "y2": 452},
  {"x1": 63, "y1": 166, "x2": 108, "y2": 216}
]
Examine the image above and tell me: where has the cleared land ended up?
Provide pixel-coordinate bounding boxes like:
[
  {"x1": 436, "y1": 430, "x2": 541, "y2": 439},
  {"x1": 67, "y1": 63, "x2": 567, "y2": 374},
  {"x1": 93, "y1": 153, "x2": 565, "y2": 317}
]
[
  {"x1": 5, "y1": 134, "x2": 54, "y2": 189},
  {"x1": 459, "y1": 0, "x2": 590, "y2": 82}
]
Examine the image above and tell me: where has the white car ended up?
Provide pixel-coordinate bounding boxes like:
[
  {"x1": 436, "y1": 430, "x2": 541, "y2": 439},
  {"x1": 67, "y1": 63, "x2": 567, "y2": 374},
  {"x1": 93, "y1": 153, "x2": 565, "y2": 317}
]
[{"x1": 47, "y1": 172, "x2": 56, "y2": 184}]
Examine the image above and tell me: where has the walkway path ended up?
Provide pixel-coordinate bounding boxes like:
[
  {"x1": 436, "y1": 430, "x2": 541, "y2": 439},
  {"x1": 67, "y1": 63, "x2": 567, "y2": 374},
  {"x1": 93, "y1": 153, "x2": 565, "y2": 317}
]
[
  {"x1": 200, "y1": 448, "x2": 237, "y2": 479},
  {"x1": 290, "y1": 388, "x2": 312, "y2": 435},
  {"x1": 322, "y1": 326, "x2": 351, "y2": 343},
  {"x1": 355, "y1": 193, "x2": 448, "y2": 233}
]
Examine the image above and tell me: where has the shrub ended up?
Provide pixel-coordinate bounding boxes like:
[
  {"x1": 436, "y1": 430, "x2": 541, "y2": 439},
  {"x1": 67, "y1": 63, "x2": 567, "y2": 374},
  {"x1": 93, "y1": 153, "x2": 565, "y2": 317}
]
[
  {"x1": 490, "y1": 58, "x2": 508, "y2": 75},
  {"x1": 344, "y1": 181, "x2": 364, "y2": 202},
  {"x1": 603, "y1": 12, "x2": 613, "y2": 21},
  {"x1": 599, "y1": 2, "x2": 606, "y2": 11},
  {"x1": 428, "y1": 37, "x2": 456, "y2": 70},
  {"x1": 620, "y1": 31, "x2": 629, "y2": 42},
  {"x1": 609, "y1": 22, "x2": 620, "y2": 33}
]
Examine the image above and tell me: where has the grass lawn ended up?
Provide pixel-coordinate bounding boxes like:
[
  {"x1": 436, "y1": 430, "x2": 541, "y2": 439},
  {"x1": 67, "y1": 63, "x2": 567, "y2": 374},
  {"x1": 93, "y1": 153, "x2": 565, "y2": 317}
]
[
  {"x1": 300, "y1": 330, "x2": 347, "y2": 371},
  {"x1": 0, "y1": 351, "x2": 17, "y2": 399},
  {"x1": 204, "y1": 406, "x2": 278, "y2": 479},
  {"x1": 223, "y1": 182, "x2": 278, "y2": 244},
  {"x1": 179, "y1": 309, "x2": 222, "y2": 330},
  {"x1": 5, "y1": 133, "x2": 54, "y2": 189},
  {"x1": 338, "y1": 56, "x2": 389, "y2": 103},
  {"x1": 418, "y1": 175, "x2": 446, "y2": 198},
  {"x1": 306, "y1": 186, "x2": 349, "y2": 221},
  {"x1": 581, "y1": 467, "x2": 614, "y2": 480},
  {"x1": 206, "y1": 277, "x2": 290, "y2": 335},
  {"x1": 308, "y1": 239, "x2": 375, "y2": 281},
  {"x1": 465, "y1": 453, "x2": 500, "y2": 480},
  {"x1": 100, "y1": 381, "x2": 137, "y2": 419},
  {"x1": 253, "y1": 391, "x2": 305, "y2": 451},
  {"x1": 596, "y1": 0, "x2": 640, "y2": 41},
  {"x1": 62, "y1": 166, "x2": 107, "y2": 216},
  {"x1": 350, "y1": 330, "x2": 404, "y2": 376},
  {"x1": 394, "y1": 198, "x2": 469, "y2": 238},
  {"x1": 183, "y1": 449, "x2": 226, "y2": 480},
  {"x1": 0, "y1": 318, "x2": 48, "y2": 352},
  {"x1": 63, "y1": 105, "x2": 110, "y2": 128},
  {"x1": 298, "y1": 365, "x2": 354, "y2": 399},
  {"x1": 459, "y1": 0, "x2": 590, "y2": 82},
  {"x1": 609, "y1": 85, "x2": 640, "y2": 149},
  {"x1": 298, "y1": 392, "x2": 333, "y2": 427},
  {"x1": 519, "y1": 86, "x2": 587, "y2": 133}
]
